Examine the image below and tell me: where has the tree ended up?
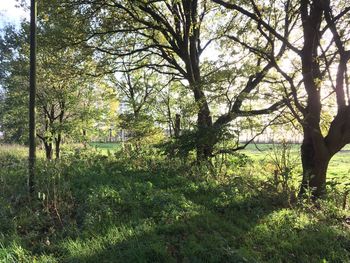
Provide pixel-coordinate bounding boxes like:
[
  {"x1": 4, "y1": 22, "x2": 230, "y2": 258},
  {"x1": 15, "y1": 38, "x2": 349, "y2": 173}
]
[
  {"x1": 0, "y1": 26, "x2": 29, "y2": 143},
  {"x1": 213, "y1": 0, "x2": 350, "y2": 197},
  {"x1": 68, "y1": 0, "x2": 286, "y2": 160},
  {"x1": 0, "y1": 20, "x2": 115, "y2": 159},
  {"x1": 35, "y1": 37, "x2": 101, "y2": 159},
  {"x1": 110, "y1": 57, "x2": 168, "y2": 150}
]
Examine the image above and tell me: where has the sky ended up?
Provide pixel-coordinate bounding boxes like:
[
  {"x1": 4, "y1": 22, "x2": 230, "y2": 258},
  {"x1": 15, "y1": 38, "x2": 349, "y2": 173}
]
[{"x1": 0, "y1": 1, "x2": 28, "y2": 29}]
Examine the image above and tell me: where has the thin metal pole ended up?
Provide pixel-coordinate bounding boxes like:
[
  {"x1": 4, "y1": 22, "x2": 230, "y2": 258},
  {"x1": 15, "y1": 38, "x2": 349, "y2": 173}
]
[{"x1": 28, "y1": 0, "x2": 37, "y2": 197}]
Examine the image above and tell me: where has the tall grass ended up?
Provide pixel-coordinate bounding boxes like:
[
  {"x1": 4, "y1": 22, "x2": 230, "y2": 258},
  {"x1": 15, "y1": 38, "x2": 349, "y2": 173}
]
[{"x1": 0, "y1": 145, "x2": 349, "y2": 262}]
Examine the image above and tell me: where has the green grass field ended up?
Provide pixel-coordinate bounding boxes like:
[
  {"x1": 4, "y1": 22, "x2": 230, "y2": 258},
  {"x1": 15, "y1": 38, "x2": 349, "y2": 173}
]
[
  {"x1": 90, "y1": 142, "x2": 350, "y2": 181},
  {"x1": 242, "y1": 143, "x2": 350, "y2": 180},
  {"x1": 0, "y1": 144, "x2": 349, "y2": 262}
]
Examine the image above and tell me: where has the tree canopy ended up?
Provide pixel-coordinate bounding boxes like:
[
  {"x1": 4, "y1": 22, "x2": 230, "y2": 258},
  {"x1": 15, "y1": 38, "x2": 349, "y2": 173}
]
[{"x1": 0, "y1": 0, "x2": 349, "y2": 197}]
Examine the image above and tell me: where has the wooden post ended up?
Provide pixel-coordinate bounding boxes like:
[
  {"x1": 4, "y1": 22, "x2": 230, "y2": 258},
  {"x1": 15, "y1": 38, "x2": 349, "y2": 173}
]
[{"x1": 28, "y1": 0, "x2": 37, "y2": 197}]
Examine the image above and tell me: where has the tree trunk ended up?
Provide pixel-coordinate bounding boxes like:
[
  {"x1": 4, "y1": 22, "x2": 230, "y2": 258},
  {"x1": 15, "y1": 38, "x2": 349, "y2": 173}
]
[
  {"x1": 193, "y1": 87, "x2": 214, "y2": 161},
  {"x1": 55, "y1": 134, "x2": 61, "y2": 159},
  {"x1": 166, "y1": 95, "x2": 173, "y2": 138},
  {"x1": 44, "y1": 142, "x2": 53, "y2": 160},
  {"x1": 299, "y1": 132, "x2": 331, "y2": 198},
  {"x1": 83, "y1": 129, "x2": 87, "y2": 148},
  {"x1": 196, "y1": 114, "x2": 213, "y2": 161},
  {"x1": 174, "y1": 114, "x2": 181, "y2": 138},
  {"x1": 196, "y1": 143, "x2": 214, "y2": 162}
]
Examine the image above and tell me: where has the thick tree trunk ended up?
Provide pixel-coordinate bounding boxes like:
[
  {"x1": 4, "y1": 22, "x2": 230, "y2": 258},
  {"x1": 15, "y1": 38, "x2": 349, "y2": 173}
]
[
  {"x1": 299, "y1": 138, "x2": 331, "y2": 198},
  {"x1": 192, "y1": 87, "x2": 214, "y2": 161},
  {"x1": 298, "y1": 107, "x2": 350, "y2": 199},
  {"x1": 299, "y1": 128, "x2": 332, "y2": 198},
  {"x1": 196, "y1": 142, "x2": 214, "y2": 161},
  {"x1": 297, "y1": 0, "x2": 331, "y2": 199},
  {"x1": 196, "y1": 107, "x2": 213, "y2": 161}
]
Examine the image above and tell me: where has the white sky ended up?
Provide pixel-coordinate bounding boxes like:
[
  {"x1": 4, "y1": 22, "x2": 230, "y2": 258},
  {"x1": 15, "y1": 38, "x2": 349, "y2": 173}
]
[{"x1": 0, "y1": 1, "x2": 28, "y2": 29}]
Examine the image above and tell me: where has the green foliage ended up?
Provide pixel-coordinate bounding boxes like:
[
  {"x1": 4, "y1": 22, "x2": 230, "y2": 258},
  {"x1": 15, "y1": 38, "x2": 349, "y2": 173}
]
[
  {"x1": 0, "y1": 145, "x2": 349, "y2": 262},
  {"x1": 158, "y1": 130, "x2": 198, "y2": 158},
  {"x1": 0, "y1": 26, "x2": 29, "y2": 144},
  {"x1": 159, "y1": 126, "x2": 233, "y2": 159},
  {"x1": 0, "y1": 14, "x2": 117, "y2": 152},
  {"x1": 245, "y1": 208, "x2": 349, "y2": 263},
  {"x1": 266, "y1": 140, "x2": 300, "y2": 201},
  {"x1": 120, "y1": 113, "x2": 165, "y2": 151}
]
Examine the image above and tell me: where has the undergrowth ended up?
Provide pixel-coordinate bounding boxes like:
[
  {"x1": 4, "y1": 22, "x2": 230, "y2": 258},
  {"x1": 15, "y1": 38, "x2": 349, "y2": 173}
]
[{"x1": 0, "y1": 145, "x2": 349, "y2": 262}]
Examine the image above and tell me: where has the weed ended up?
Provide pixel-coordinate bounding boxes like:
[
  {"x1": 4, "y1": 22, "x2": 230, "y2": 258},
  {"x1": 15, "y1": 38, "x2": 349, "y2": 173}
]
[{"x1": 0, "y1": 144, "x2": 349, "y2": 262}]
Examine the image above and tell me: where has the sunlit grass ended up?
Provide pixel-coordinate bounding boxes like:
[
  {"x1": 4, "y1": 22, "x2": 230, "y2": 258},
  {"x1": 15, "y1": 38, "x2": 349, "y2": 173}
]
[
  {"x1": 0, "y1": 144, "x2": 349, "y2": 262},
  {"x1": 0, "y1": 144, "x2": 27, "y2": 155},
  {"x1": 0, "y1": 144, "x2": 47, "y2": 159},
  {"x1": 241, "y1": 143, "x2": 350, "y2": 181}
]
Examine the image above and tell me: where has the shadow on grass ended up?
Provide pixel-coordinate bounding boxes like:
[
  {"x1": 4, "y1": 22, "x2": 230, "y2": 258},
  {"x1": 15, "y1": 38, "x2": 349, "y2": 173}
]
[
  {"x1": 61, "y1": 160, "x2": 349, "y2": 263},
  {"x1": 1, "y1": 154, "x2": 349, "y2": 263},
  {"x1": 59, "y1": 167, "x2": 285, "y2": 262},
  {"x1": 62, "y1": 194, "x2": 349, "y2": 263}
]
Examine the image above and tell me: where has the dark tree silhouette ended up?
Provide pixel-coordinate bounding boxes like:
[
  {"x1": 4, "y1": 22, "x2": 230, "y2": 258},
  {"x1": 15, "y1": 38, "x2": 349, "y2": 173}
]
[{"x1": 214, "y1": 0, "x2": 350, "y2": 197}]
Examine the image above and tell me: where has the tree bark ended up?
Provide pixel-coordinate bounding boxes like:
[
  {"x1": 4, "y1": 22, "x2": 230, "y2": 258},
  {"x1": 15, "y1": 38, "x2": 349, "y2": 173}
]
[
  {"x1": 55, "y1": 134, "x2": 61, "y2": 159},
  {"x1": 299, "y1": 133, "x2": 331, "y2": 198},
  {"x1": 83, "y1": 129, "x2": 87, "y2": 148},
  {"x1": 174, "y1": 114, "x2": 181, "y2": 138},
  {"x1": 195, "y1": 90, "x2": 213, "y2": 161},
  {"x1": 44, "y1": 141, "x2": 53, "y2": 160},
  {"x1": 28, "y1": 0, "x2": 37, "y2": 197}
]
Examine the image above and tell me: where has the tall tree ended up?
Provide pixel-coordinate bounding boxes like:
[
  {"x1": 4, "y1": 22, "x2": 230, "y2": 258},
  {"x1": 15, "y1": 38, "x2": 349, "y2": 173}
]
[
  {"x1": 213, "y1": 0, "x2": 350, "y2": 197},
  {"x1": 0, "y1": 26, "x2": 29, "y2": 143},
  {"x1": 69, "y1": 0, "x2": 286, "y2": 160},
  {"x1": 110, "y1": 56, "x2": 168, "y2": 149},
  {"x1": 0, "y1": 20, "x2": 115, "y2": 160}
]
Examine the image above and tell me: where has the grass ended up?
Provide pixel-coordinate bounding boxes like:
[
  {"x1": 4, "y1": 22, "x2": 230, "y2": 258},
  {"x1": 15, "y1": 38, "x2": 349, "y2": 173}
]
[
  {"x1": 241, "y1": 143, "x2": 350, "y2": 182},
  {"x1": 88, "y1": 141, "x2": 350, "y2": 181},
  {"x1": 0, "y1": 144, "x2": 349, "y2": 262},
  {"x1": 89, "y1": 142, "x2": 123, "y2": 151}
]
